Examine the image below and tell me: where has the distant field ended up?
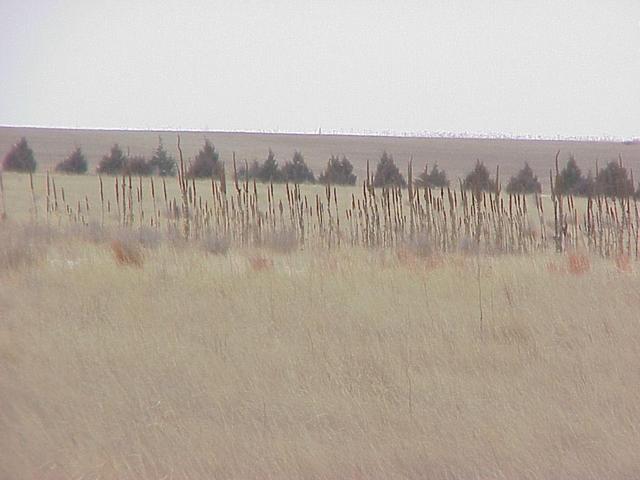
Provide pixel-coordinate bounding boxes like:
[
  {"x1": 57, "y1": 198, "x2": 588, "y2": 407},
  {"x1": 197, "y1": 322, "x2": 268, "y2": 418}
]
[{"x1": 2, "y1": 126, "x2": 639, "y2": 189}]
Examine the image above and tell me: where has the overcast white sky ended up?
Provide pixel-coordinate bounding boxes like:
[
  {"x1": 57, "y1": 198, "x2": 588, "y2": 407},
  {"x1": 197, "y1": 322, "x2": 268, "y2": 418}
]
[{"x1": 1, "y1": 1, "x2": 639, "y2": 138}]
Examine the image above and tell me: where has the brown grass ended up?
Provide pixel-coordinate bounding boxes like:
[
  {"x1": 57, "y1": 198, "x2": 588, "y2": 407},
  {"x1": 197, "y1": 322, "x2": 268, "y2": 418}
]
[
  {"x1": 1, "y1": 240, "x2": 639, "y2": 479},
  {"x1": 615, "y1": 254, "x2": 632, "y2": 273},
  {"x1": 249, "y1": 254, "x2": 273, "y2": 271},
  {"x1": 110, "y1": 238, "x2": 143, "y2": 267},
  {"x1": 567, "y1": 252, "x2": 591, "y2": 275}
]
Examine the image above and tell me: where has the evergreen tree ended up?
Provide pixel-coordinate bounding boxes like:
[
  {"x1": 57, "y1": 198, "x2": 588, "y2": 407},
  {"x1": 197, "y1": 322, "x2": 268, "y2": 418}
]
[
  {"x1": 150, "y1": 137, "x2": 176, "y2": 176},
  {"x1": 55, "y1": 147, "x2": 88, "y2": 174},
  {"x1": 556, "y1": 155, "x2": 583, "y2": 195},
  {"x1": 595, "y1": 160, "x2": 634, "y2": 198},
  {"x1": 506, "y1": 162, "x2": 541, "y2": 193},
  {"x1": 415, "y1": 163, "x2": 449, "y2": 188},
  {"x1": 463, "y1": 160, "x2": 495, "y2": 192},
  {"x1": 259, "y1": 149, "x2": 283, "y2": 182},
  {"x1": 188, "y1": 140, "x2": 222, "y2": 178},
  {"x1": 238, "y1": 149, "x2": 286, "y2": 182},
  {"x1": 97, "y1": 144, "x2": 127, "y2": 175},
  {"x1": 250, "y1": 160, "x2": 261, "y2": 178},
  {"x1": 372, "y1": 151, "x2": 406, "y2": 187},
  {"x1": 282, "y1": 151, "x2": 315, "y2": 183},
  {"x1": 124, "y1": 155, "x2": 154, "y2": 176},
  {"x1": 319, "y1": 155, "x2": 357, "y2": 185},
  {"x1": 2, "y1": 137, "x2": 36, "y2": 172},
  {"x1": 577, "y1": 171, "x2": 596, "y2": 196}
]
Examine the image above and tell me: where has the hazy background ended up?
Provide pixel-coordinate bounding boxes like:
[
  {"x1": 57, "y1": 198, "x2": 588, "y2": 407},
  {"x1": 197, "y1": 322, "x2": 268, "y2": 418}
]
[{"x1": 1, "y1": 0, "x2": 639, "y2": 139}]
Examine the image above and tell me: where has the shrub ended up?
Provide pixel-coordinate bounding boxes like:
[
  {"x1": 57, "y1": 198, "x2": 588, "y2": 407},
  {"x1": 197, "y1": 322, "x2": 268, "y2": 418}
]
[
  {"x1": 463, "y1": 160, "x2": 495, "y2": 192},
  {"x1": 2, "y1": 137, "x2": 36, "y2": 172},
  {"x1": 188, "y1": 140, "x2": 222, "y2": 178},
  {"x1": 415, "y1": 163, "x2": 449, "y2": 188},
  {"x1": 259, "y1": 149, "x2": 283, "y2": 182},
  {"x1": 97, "y1": 144, "x2": 127, "y2": 175},
  {"x1": 506, "y1": 162, "x2": 541, "y2": 194},
  {"x1": 150, "y1": 137, "x2": 176, "y2": 176},
  {"x1": 55, "y1": 147, "x2": 88, "y2": 174},
  {"x1": 238, "y1": 160, "x2": 261, "y2": 180},
  {"x1": 319, "y1": 155, "x2": 357, "y2": 185},
  {"x1": 595, "y1": 160, "x2": 634, "y2": 198},
  {"x1": 124, "y1": 156, "x2": 153, "y2": 176},
  {"x1": 373, "y1": 151, "x2": 406, "y2": 187},
  {"x1": 239, "y1": 149, "x2": 284, "y2": 182},
  {"x1": 282, "y1": 151, "x2": 315, "y2": 183},
  {"x1": 556, "y1": 155, "x2": 583, "y2": 195}
]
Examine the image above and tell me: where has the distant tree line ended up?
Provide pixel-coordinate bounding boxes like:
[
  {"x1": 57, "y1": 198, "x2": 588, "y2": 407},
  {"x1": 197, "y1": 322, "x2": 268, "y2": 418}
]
[
  {"x1": 238, "y1": 150, "x2": 358, "y2": 185},
  {"x1": 3, "y1": 137, "x2": 639, "y2": 198},
  {"x1": 0, "y1": 136, "x2": 179, "y2": 177},
  {"x1": 96, "y1": 138, "x2": 177, "y2": 177},
  {"x1": 553, "y1": 155, "x2": 636, "y2": 198},
  {"x1": 239, "y1": 149, "x2": 317, "y2": 184}
]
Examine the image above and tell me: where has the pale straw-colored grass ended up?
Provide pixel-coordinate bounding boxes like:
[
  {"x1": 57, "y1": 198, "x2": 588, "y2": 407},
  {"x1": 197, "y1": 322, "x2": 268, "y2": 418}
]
[{"x1": 1, "y1": 233, "x2": 640, "y2": 479}]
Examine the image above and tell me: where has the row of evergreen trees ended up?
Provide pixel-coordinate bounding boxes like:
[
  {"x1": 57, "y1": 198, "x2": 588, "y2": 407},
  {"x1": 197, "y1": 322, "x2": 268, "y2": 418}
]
[
  {"x1": 238, "y1": 150, "x2": 359, "y2": 185},
  {"x1": 0, "y1": 137, "x2": 356, "y2": 185},
  {"x1": 0, "y1": 137, "x2": 177, "y2": 177},
  {"x1": 2, "y1": 136, "x2": 639, "y2": 197},
  {"x1": 96, "y1": 140, "x2": 177, "y2": 177},
  {"x1": 426, "y1": 157, "x2": 640, "y2": 198}
]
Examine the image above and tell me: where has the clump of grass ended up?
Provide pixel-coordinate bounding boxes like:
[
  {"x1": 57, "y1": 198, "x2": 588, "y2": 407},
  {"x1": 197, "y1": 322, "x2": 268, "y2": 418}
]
[
  {"x1": 567, "y1": 252, "x2": 590, "y2": 275},
  {"x1": 457, "y1": 235, "x2": 479, "y2": 255},
  {"x1": 136, "y1": 226, "x2": 162, "y2": 249},
  {"x1": 249, "y1": 255, "x2": 273, "y2": 271},
  {"x1": 0, "y1": 224, "x2": 52, "y2": 271},
  {"x1": 404, "y1": 234, "x2": 434, "y2": 258},
  {"x1": 110, "y1": 237, "x2": 143, "y2": 267},
  {"x1": 165, "y1": 225, "x2": 188, "y2": 249},
  {"x1": 64, "y1": 222, "x2": 108, "y2": 244},
  {"x1": 0, "y1": 234, "x2": 37, "y2": 271},
  {"x1": 200, "y1": 233, "x2": 230, "y2": 255},
  {"x1": 262, "y1": 229, "x2": 298, "y2": 254},
  {"x1": 546, "y1": 260, "x2": 563, "y2": 274},
  {"x1": 615, "y1": 254, "x2": 632, "y2": 273}
]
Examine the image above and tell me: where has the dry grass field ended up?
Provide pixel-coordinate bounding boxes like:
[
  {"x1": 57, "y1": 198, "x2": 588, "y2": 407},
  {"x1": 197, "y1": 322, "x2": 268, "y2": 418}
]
[
  {"x1": 2, "y1": 129, "x2": 640, "y2": 479},
  {"x1": 1, "y1": 223, "x2": 640, "y2": 479},
  {"x1": 2, "y1": 126, "x2": 640, "y2": 188}
]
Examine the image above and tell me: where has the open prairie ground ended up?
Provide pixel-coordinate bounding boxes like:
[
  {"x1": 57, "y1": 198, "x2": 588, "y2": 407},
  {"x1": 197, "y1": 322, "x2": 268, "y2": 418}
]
[
  {"x1": 1, "y1": 130, "x2": 640, "y2": 479},
  {"x1": 2, "y1": 126, "x2": 640, "y2": 187},
  {"x1": 1, "y1": 221, "x2": 640, "y2": 479}
]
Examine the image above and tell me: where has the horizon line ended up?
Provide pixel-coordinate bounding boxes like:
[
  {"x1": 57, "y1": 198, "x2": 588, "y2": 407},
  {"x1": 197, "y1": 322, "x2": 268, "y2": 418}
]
[{"x1": 1, "y1": 123, "x2": 638, "y2": 144}]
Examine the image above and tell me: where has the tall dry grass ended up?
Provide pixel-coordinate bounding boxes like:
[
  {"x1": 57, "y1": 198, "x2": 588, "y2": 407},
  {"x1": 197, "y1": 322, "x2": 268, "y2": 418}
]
[
  {"x1": 1, "y1": 229, "x2": 640, "y2": 479},
  {"x1": 1, "y1": 164, "x2": 638, "y2": 261}
]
